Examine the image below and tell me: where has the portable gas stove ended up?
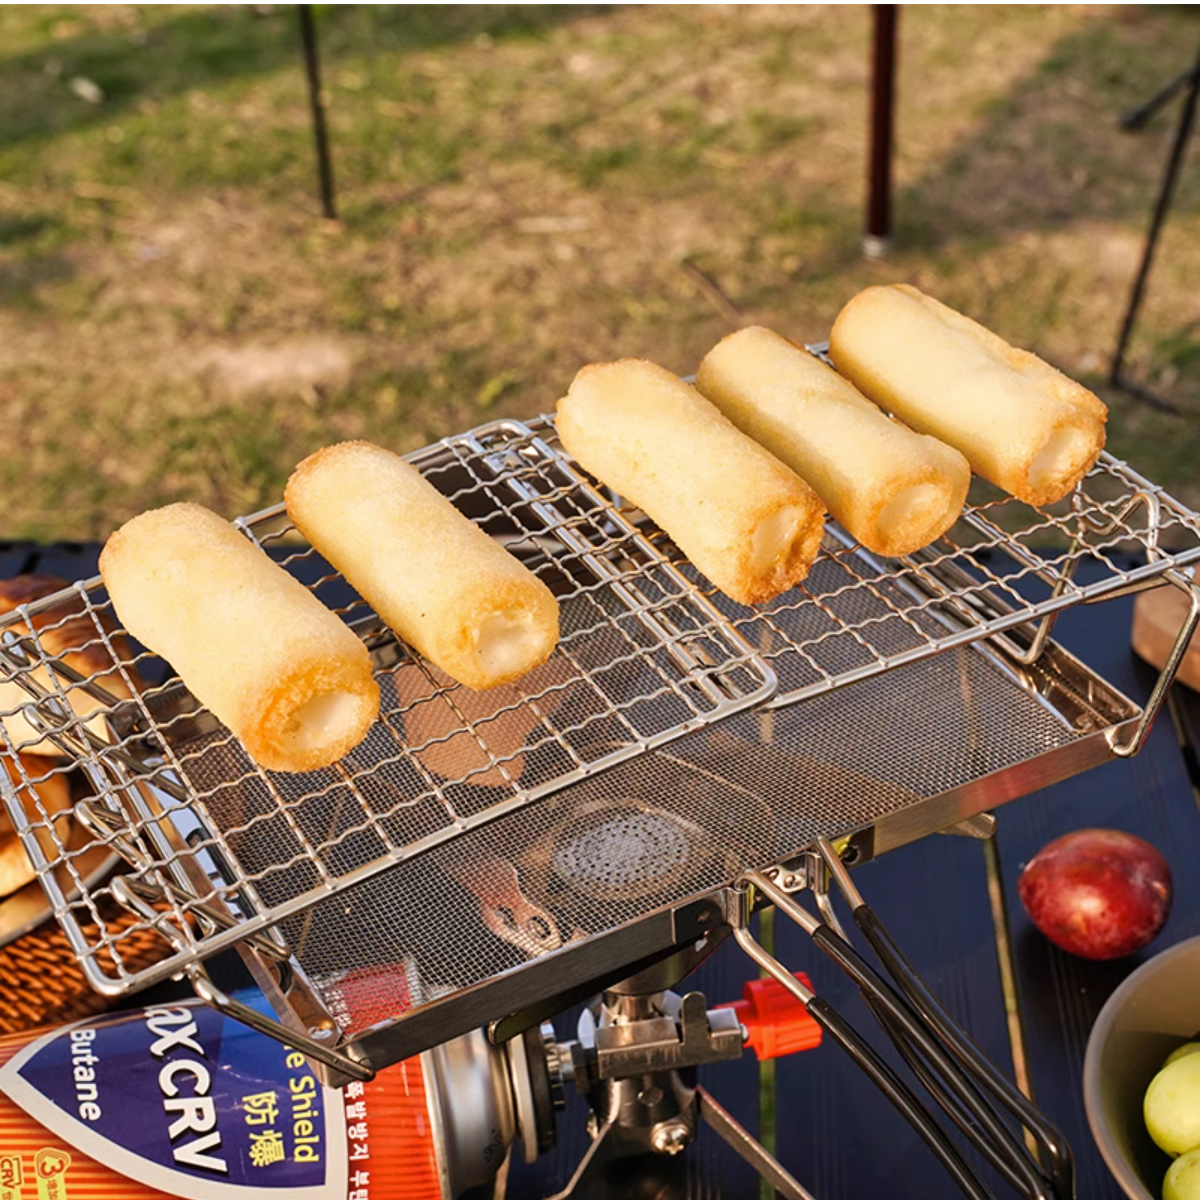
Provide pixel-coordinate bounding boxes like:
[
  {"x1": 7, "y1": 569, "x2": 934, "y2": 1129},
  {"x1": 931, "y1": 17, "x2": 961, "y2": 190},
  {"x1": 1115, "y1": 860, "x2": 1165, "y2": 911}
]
[{"x1": 3, "y1": 392, "x2": 1200, "y2": 1200}]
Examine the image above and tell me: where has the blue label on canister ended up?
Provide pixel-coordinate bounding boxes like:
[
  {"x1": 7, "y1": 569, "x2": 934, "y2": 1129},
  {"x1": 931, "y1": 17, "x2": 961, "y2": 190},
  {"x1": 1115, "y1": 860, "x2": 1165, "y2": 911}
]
[{"x1": 0, "y1": 1000, "x2": 345, "y2": 1200}]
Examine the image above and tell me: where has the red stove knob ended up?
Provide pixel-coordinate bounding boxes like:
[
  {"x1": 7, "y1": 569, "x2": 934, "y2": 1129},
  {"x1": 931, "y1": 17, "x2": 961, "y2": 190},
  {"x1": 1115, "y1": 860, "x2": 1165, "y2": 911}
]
[{"x1": 717, "y1": 972, "x2": 823, "y2": 1061}]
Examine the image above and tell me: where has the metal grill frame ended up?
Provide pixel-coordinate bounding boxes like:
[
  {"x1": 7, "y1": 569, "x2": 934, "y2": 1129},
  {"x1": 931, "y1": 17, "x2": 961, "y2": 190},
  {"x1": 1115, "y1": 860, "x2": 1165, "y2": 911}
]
[
  {"x1": 0, "y1": 418, "x2": 777, "y2": 999},
  {"x1": 301, "y1": 557, "x2": 1151, "y2": 1074},
  {"x1": 539, "y1": 402, "x2": 1200, "y2": 727},
  {"x1": 745, "y1": 450, "x2": 1200, "y2": 719},
  {"x1": 3, "y1": 407, "x2": 1200, "y2": 1081}
]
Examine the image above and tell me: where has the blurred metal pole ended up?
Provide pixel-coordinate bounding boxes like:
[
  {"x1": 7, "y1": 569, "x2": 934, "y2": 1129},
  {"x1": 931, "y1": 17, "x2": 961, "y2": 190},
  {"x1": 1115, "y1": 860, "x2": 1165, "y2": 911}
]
[
  {"x1": 864, "y1": 5, "x2": 898, "y2": 258},
  {"x1": 298, "y1": 4, "x2": 338, "y2": 221},
  {"x1": 1110, "y1": 49, "x2": 1199, "y2": 409}
]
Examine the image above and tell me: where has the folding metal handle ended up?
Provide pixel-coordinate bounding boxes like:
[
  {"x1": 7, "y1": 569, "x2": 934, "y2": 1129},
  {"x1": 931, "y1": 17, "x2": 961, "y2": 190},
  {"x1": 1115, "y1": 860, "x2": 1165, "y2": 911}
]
[
  {"x1": 731, "y1": 890, "x2": 997, "y2": 1200},
  {"x1": 733, "y1": 845, "x2": 1075, "y2": 1200},
  {"x1": 810, "y1": 837, "x2": 1072, "y2": 1198},
  {"x1": 1106, "y1": 568, "x2": 1200, "y2": 757},
  {"x1": 850, "y1": 902, "x2": 1073, "y2": 1197},
  {"x1": 107, "y1": 867, "x2": 373, "y2": 1085}
]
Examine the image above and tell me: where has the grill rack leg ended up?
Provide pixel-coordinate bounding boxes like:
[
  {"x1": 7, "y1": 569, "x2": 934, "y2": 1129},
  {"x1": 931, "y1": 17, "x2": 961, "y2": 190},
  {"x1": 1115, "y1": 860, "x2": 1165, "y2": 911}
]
[
  {"x1": 696, "y1": 1086, "x2": 818, "y2": 1200},
  {"x1": 541, "y1": 1084, "x2": 816, "y2": 1200}
]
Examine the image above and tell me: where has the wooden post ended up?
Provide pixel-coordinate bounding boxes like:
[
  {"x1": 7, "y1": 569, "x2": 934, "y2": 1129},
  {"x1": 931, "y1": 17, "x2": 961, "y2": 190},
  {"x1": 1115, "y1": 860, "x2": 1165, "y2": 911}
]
[
  {"x1": 864, "y1": 5, "x2": 898, "y2": 258},
  {"x1": 298, "y1": 5, "x2": 338, "y2": 221}
]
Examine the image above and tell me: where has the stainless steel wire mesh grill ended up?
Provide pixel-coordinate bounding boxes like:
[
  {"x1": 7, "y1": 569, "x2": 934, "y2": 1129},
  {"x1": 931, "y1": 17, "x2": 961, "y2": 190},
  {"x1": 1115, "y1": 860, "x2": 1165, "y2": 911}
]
[
  {"x1": 731, "y1": 451, "x2": 1200, "y2": 710},
  {"x1": 533, "y1": 408, "x2": 1200, "y2": 712},
  {"x1": 298, "y1": 426, "x2": 1195, "y2": 1055},
  {"x1": 2, "y1": 406, "x2": 1198, "y2": 1057},
  {"x1": 0, "y1": 419, "x2": 775, "y2": 994}
]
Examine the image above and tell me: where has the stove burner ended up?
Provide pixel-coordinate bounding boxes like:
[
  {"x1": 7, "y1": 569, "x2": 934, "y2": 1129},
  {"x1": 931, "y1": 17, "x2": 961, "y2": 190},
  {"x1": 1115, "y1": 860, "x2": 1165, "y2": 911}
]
[{"x1": 552, "y1": 802, "x2": 699, "y2": 903}]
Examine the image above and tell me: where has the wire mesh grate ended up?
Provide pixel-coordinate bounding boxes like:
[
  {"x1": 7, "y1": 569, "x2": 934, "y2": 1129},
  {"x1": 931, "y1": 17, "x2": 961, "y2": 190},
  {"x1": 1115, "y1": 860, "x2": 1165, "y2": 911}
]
[
  {"x1": 304, "y1": 631, "x2": 1127, "y2": 1041},
  {"x1": 0, "y1": 419, "x2": 774, "y2": 993},
  {"x1": 2, "y1": 411, "x2": 1198, "y2": 1024},
  {"x1": 588, "y1": 441, "x2": 1200, "y2": 712}
]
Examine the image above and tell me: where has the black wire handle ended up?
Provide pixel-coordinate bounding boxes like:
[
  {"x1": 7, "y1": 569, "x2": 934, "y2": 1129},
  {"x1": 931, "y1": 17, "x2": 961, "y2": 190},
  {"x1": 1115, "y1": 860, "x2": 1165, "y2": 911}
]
[
  {"x1": 732, "y1": 917, "x2": 996, "y2": 1200},
  {"x1": 746, "y1": 871, "x2": 1057, "y2": 1200},
  {"x1": 864, "y1": 994, "x2": 1041, "y2": 1196},
  {"x1": 855, "y1": 902, "x2": 1074, "y2": 1193},
  {"x1": 811, "y1": 924, "x2": 1056, "y2": 1200},
  {"x1": 812, "y1": 837, "x2": 1075, "y2": 1199}
]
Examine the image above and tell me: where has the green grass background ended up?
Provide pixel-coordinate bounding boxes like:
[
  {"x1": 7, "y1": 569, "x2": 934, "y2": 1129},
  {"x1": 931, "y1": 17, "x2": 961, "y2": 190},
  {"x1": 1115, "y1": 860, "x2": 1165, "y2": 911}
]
[{"x1": 0, "y1": 4, "x2": 1196, "y2": 540}]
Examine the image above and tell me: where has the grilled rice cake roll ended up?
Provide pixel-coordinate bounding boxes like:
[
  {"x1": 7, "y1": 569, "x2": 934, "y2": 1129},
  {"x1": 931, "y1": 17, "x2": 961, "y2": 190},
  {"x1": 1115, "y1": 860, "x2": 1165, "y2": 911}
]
[
  {"x1": 99, "y1": 503, "x2": 379, "y2": 773},
  {"x1": 829, "y1": 284, "x2": 1107, "y2": 507},
  {"x1": 285, "y1": 441, "x2": 560, "y2": 691},
  {"x1": 0, "y1": 753, "x2": 72, "y2": 897},
  {"x1": 555, "y1": 358, "x2": 827, "y2": 606},
  {"x1": 697, "y1": 326, "x2": 972, "y2": 558},
  {"x1": 0, "y1": 573, "x2": 144, "y2": 754}
]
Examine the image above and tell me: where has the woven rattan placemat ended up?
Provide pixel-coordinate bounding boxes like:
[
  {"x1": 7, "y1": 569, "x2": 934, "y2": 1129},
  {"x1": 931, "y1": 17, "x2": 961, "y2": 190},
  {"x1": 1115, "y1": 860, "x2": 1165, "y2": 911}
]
[{"x1": 0, "y1": 908, "x2": 166, "y2": 1036}]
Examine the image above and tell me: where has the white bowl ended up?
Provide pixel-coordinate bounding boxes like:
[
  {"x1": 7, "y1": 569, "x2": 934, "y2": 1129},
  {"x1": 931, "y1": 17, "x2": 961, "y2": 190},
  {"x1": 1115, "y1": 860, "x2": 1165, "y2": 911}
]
[{"x1": 1083, "y1": 936, "x2": 1200, "y2": 1200}]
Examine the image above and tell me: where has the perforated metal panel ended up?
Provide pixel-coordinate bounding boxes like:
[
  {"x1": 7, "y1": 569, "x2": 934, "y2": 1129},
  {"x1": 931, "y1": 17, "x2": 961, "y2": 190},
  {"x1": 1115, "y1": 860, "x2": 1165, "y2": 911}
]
[{"x1": 294, "y1": 590, "x2": 1132, "y2": 1042}]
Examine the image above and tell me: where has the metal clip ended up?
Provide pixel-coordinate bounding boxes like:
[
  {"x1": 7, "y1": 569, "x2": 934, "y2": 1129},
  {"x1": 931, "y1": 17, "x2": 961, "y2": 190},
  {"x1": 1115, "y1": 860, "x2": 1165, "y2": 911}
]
[
  {"x1": 758, "y1": 859, "x2": 807, "y2": 893},
  {"x1": 938, "y1": 813, "x2": 996, "y2": 840},
  {"x1": 188, "y1": 965, "x2": 374, "y2": 1085},
  {"x1": 759, "y1": 849, "x2": 850, "y2": 941},
  {"x1": 107, "y1": 872, "x2": 369, "y2": 1084},
  {"x1": 1108, "y1": 567, "x2": 1200, "y2": 757}
]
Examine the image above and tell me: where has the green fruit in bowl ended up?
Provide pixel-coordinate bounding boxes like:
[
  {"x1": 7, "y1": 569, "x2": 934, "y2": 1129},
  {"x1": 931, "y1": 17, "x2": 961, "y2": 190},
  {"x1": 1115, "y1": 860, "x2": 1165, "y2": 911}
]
[
  {"x1": 1165, "y1": 1148, "x2": 1200, "y2": 1200},
  {"x1": 1165, "y1": 1043, "x2": 1200, "y2": 1069},
  {"x1": 1146, "y1": 1053, "x2": 1200, "y2": 1157}
]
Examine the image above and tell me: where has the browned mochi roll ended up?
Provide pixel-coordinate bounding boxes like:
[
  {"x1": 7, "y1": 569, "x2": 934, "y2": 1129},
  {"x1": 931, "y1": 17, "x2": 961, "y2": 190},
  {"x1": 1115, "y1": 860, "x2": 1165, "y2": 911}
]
[
  {"x1": 285, "y1": 441, "x2": 559, "y2": 691},
  {"x1": 829, "y1": 284, "x2": 1107, "y2": 507},
  {"x1": 555, "y1": 358, "x2": 827, "y2": 605},
  {"x1": 0, "y1": 753, "x2": 71, "y2": 897},
  {"x1": 100, "y1": 503, "x2": 379, "y2": 773},
  {"x1": 696, "y1": 326, "x2": 971, "y2": 558},
  {"x1": 0, "y1": 573, "x2": 144, "y2": 753}
]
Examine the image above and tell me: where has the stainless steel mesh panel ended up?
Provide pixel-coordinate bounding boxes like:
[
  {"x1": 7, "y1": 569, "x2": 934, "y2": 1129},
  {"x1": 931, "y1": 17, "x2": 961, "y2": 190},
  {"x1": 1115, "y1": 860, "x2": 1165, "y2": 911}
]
[
  {"x1": 300, "y1": 632, "x2": 1100, "y2": 1040},
  {"x1": 294, "y1": 428, "x2": 1200, "y2": 1043},
  {"x1": 0, "y1": 419, "x2": 774, "y2": 993},
  {"x1": 587, "y1": 446, "x2": 1200, "y2": 712}
]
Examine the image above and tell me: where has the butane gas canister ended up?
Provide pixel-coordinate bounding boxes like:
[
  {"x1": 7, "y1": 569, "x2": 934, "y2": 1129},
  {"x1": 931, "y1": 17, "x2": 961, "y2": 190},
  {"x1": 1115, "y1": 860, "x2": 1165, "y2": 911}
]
[{"x1": 0, "y1": 998, "x2": 442, "y2": 1200}]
